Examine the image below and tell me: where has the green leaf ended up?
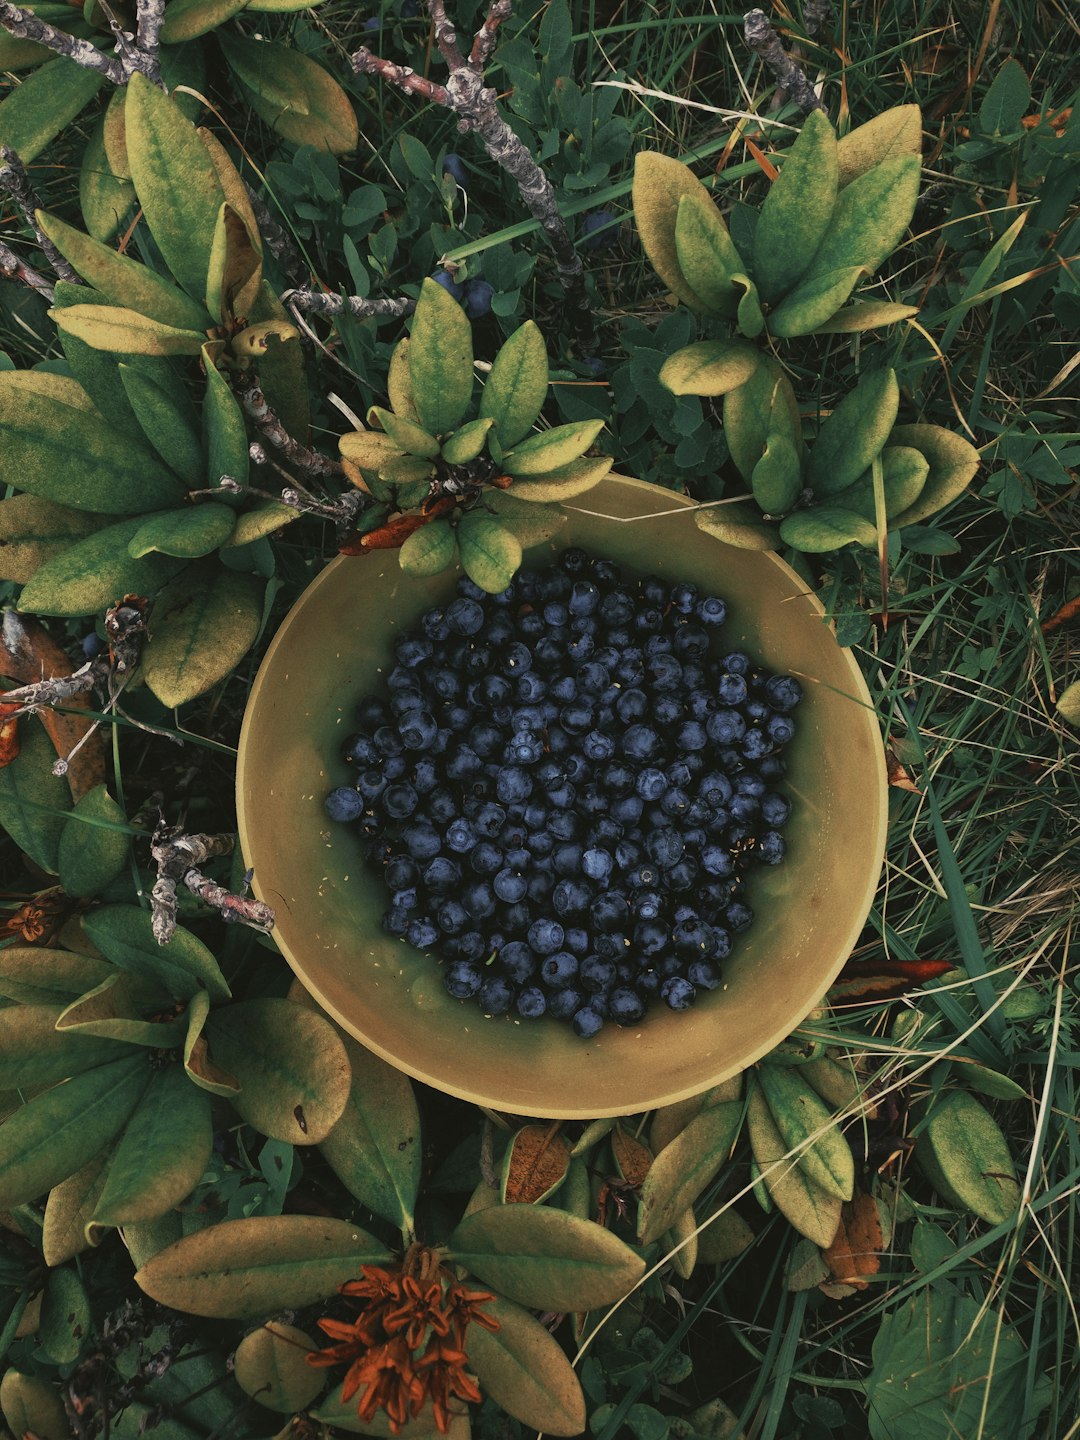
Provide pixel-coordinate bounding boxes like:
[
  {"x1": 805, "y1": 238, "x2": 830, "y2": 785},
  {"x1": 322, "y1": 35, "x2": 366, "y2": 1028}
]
[
  {"x1": 695, "y1": 500, "x2": 781, "y2": 551},
  {"x1": 885, "y1": 423, "x2": 980, "y2": 528},
  {"x1": 408, "y1": 278, "x2": 474, "y2": 436},
  {"x1": 442, "y1": 416, "x2": 494, "y2": 464},
  {"x1": 160, "y1": 0, "x2": 249, "y2": 43},
  {"x1": 793, "y1": 154, "x2": 920, "y2": 294},
  {"x1": 134, "y1": 1215, "x2": 393, "y2": 1318},
  {"x1": 234, "y1": 1322, "x2": 321, "y2": 1414},
  {"x1": 504, "y1": 418, "x2": 605, "y2": 475},
  {"x1": 448, "y1": 1205, "x2": 646, "y2": 1311},
  {"x1": 0, "y1": 494, "x2": 107, "y2": 585},
  {"x1": 468, "y1": 1296, "x2": 587, "y2": 1436},
  {"x1": 978, "y1": 58, "x2": 1031, "y2": 137},
  {"x1": 723, "y1": 358, "x2": 801, "y2": 482},
  {"x1": 387, "y1": 338, "x2": 421, "y2": 423},
  {"x1": 916, "y1": 1090, "x2": 1020, "y2": 1224},
  {"x1": 50, "y1": 283, "x2": 170, "y2": 440},
  {"x1": 202, "y1": 347, "x2": 250, "y2": 491},
  {"x1": 83, "y1": 905, "x2": 231, "y2": 1004},
  {"x1": 0, "y1": 1370, "x2": 70, "y2": 1440},
  {"x1": 18, "y1": 516, "x2": 185, "y2": 617},
  {"x1": 750, "y1": 430, "x2": 802, "y2": 514},
  {"x1": 218, "y1": 33, "x2": 359, "y2": 154},
  {"x1": 93, "y1": 1064, "x2": 212, "y2": 1226},
  {"x1": 245, "y1": 282, "x2": 309, "y2": 438},
  {"x1": 0, "y1": 372, "x2": 184, "y2": 513},
  {"x1": 752, "y1": 110, "x2": 838, "y2": 304},
  {"x1": 57, "y1": 784, "x2": 129, "y2": 898},
  {"x1": 733, "y1": 273, "x2": 765, "y2": 338},
  {"x1": 457, "y1": 515, "x2": 522, "y2": 594},
  {"x1": 0, "y1": 1054, "x2": 149, "y2": 1210},
  {"x1": 42, "y1": 1148, "x2": 112, "y2": 1265},
  {"x1": 183, "y1": 989, "x2": 240, "y2": 1097},
  {"x1": 1057, "y1": 680, "x2": 1080, "y2": 728},
  {"x1": 756, "y1": 1067, "x2": 854, "y2": 1201},
  {"x1": 746, "y1": 1086, "x2": 842, "y2": 1248},
  {"x1": 0, "y1": 717, "x2": 71, "y2": 871},
  {"x1": 829, "y1": 444, "x2": 929, "y2": 522},
  {"x1": 56, "y1": 971, "x2": 185, "y2": 1047},
  {"x1": 0, "y1": 1003, "x2": 129, "y2": 1089},
  {"x1": 205, "y1": 202, "x2": 262, "y2": 324},
  {"x1": 368, "y1": 405, "x2": 441, "y2": 458},
  {"x1": 484, "y1": 489, "x2": 568, "y2": 546},
  {"x1": 696, "y1": 1207, "x2": 755, "y2": 1264},
  {"x1": 835, "y1": 104, "x2": 922, "y2": 188},
  {"x1": 224, "y1": 501, "x2": 298, "y2": 548},
  {"x1": 506, "y1": 454, "x2": 612, "y2": 501},
  {"x1": 128, "y1": 504, "x2": 236, "y2": 559},
  {"x1": 766, "y1": 263, "x2": 865, "y2": 338},
  {"x1": 672, "y1": 190, "x2": 744, "y2": 315},
  {"x1": 658, "y1": 340, "x2": 759, "y2": 397},
  {"x1": 0, "y1": 56, "x2": 104, "y2": 161},
  {"x1": 203, "y1": 997, "x2": 351, "y2": 1144},
  {"x1": 779, "y1": 505, "x2": 877, "y2": 552},
  {"x1": 40, "y1": 1261, "x2": 92, "y2": 1365},
  {"x1": 80, "y1": 112, "x2": 135, "y2": 243},
  {"x1": 866, "y1": 1284, "x2": 1037, "y2": 1440},
  {"x1": 399, "y1": 519, "x2": 457, "y2": 578},
  {"x1": 809, "y1": 300, "x2": 919, "y2": 333},
  {"x1": 319, "y1": 1032, "x2": 422, "y2": 1231},
  {"x1": 124, "y1": 71, "x2": 227, "y2": 303},
  {"x1": 963, "y1": 1064, "x2": 1028, "y2": 1102},
  {"x1": 37, "y1": 210, "x2": 211, "y2": 331},
  {"x1": 142, "y1": 563, "x2": 263, "y2": 708},
  {"x1": 806, "y1": 368, "x2": 899, "y2": 496},
  {"x1": 637, "y1": 1101, "x2": 742, "y2": 1244},
  {"x1": 480, "y1": 321, "x2": 549, "y2": 450},
  {"x1": 632, "y1": 151, "x2": 717, "y2": 308},
  {"x1": 119, "y1": 366, "x2": 205, "y2": 486},
  {"x1": 0, "y1": 946, "x2": 112, "y2": 1007}
]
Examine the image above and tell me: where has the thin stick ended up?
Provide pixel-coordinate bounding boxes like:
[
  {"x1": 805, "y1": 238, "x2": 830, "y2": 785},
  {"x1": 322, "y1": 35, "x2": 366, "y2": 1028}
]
[
  {"x1": 0, "y1": 236, "x2": 55, "y2": 299},
  {"x1": 743, "y1": 8, "x2": 826, "y2": 115},
  {"x1": 243, "y1": 182, "x2": 308, "y2": 286},
  {"x1": 0, "y1": 146, "x2": 82, "y2": 283},
  {"x1": 283, "y1": 289, "x2": 415, "y2": 322},
  {"x1": 0, "y1": 0, "x2": 125, "y2": 81},
  {"x1": 230, "y1": 369, "x2": 345, "y2": 482}
]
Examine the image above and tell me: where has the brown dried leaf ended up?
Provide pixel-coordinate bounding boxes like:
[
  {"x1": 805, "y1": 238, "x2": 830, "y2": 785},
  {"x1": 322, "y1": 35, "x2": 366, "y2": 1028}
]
[
  {"x1": 611, "y1": 1124, "x2": 653, "y2": 1189},
  {"x1": 821, "y1": 1190, "x2": 884, "y2": 1290},
  {"x1": 0, "y1": 700, "x2": 20, "y2": 768},
  {"x1": 0, "y1": 612, "x2": 105, "y2": 802},
  {"x1": 502, "y1": 1123, "x2": 571, "y2": 1205},
  {"x1": 885, "y1": 745, "x2": 921, "y2": 793},
  {"x1": 1040, "y1": 593, "x2": 1080, "y2": 634}
]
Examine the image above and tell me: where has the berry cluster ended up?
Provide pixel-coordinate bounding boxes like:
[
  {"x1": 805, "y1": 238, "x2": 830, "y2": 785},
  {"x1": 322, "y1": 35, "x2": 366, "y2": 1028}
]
[{"x1": 325, "y1": 550, "x2": 802, "y2": 1037}]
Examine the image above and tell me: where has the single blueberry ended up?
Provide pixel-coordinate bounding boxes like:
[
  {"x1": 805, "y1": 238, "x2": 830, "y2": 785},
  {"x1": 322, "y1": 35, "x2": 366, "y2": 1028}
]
[
  {"x1": 661, "y1": 976, "x2": 696, "y2": 1010},
  {"x1": 479, "y1": 975, "x2": 515, "y2": 1015},
  {"x1": 572, "y1": 1005, "x2": 604, "y2": 1038},
  {"x1": 407, "y1": 917, "x2": 440, "y2": 950},
  {"x1": 765, "y1": 674, "x2": 804, "y2": 712},
  {"x1": 517, "y1": 986, "x2": 547, "y2": 1019},
  {"x1": 547, "y1": 986, "x2": 585, "y2": 1021},
  {"x1": 442, "y1": 151, "x2": 468, "y2": 186},
  {"x1": 437, "y1": 900, "x2": 468, "y2": 934},
  {"x1": 430, "y1": 267, "x2": 464, "y2": 300},
  {"x1": 609, "y1": 987, "x2": 646, "y2": 1025},
  {"x1": 324, "y1": 786, "x2": 364, "y2": 823},
  {"x1": 580, "y1": 210, "x2": 618, "y2": 250},
  {"x1": 464, "y1": 279, "x2": 495, "y2": 318},
  {"x1": 382, "y1": 782, "x2": 419, "y2": 819},
  {"x1": 540, "y1": 950, "x2": 578, "y2": 985},
  {"x1": 695, "y1": 596, "x2": 727, "y2": 626},
  {"x1": 528, "y1": 917, "x2": 565, "y2": 954},
  {"x1": 444, "y1": 961, "x2": 482, "y2": 999}
]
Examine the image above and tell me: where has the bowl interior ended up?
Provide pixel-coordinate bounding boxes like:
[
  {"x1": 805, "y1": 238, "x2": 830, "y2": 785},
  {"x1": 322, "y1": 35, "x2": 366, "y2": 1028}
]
[{"x1": 237, "y1": 476, "x2": 886, "y2": 1118}]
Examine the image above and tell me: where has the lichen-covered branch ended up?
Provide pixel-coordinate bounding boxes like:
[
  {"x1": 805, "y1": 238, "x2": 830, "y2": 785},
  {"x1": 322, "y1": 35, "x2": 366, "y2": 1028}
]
[
  {"x1": 243, "y1": 182, "x2": 308, "y2": 287},
  {"x1": 0, "y1": 0, "x2": 126, "y2": 81},
  {"x1": 0, "y1": 146, "x2": 82, "y2": 283},
  {"x1": 352, "y1": 0, "x2": 598, "y2": 352},
  {"x1": 283, "y1": 289, "x2": 415, "y2": 322},
  {"x1": 0, "y1": 237, "x2": 55, "y2": 299},
  {"x1": 802, "y1": 0, "x2": 833, "y2": 39},
  {"x1": 135, "y1": 0, "x2": 164, "y2": 61},
  {"x1": 150, "y1": 823, "x2": 274, "y2": 945},
  {"x1": 744, "y1": 8, "x2": 826, "y2": 115},
  {"x1": 231, "y1": 369, "x2": 346, "y2": 482}
]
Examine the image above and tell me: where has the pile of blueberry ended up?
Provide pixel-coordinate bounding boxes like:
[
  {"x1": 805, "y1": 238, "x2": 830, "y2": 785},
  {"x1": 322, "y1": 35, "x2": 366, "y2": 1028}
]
[{"x1": 324, "y1": 549, "x2": 803, "y2": 1037}]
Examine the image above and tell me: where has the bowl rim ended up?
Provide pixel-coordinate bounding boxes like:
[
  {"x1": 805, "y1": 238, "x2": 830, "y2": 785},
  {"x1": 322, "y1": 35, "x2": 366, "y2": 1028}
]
[{"x1": 237, "y1": 476, "x2": 888, "y2": 1116}]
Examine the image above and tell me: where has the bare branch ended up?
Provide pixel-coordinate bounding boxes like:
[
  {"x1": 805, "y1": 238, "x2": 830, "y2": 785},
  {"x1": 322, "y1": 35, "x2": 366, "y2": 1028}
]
[
  {"x1": 283, "y1": 289, "x2": 415, "y2": 322},
  {"x1": 743, "y1": 8, "x2": 826, "y2": 115},
  {"x1": 802, "y1": 0, "x2": 833, "y2": 39},
  {"x1": 183, "y1": 868, "x2": 275, "y2": 932},
  {"x1": 243, "y1": 182, "x2": 308, "y2": 286},
  {"x1": 469, "y1": 0, "x2": 511, "y2": 67},
  {"x1": 150, "y1": 823, "x2": 273, "y2": 944},
  {"x1": 231, "y1": 369, "x2": 345, "y2": 482},
  {"x1": 0, "y1": 1, "x2": 126, "y2": 81},
  {"x1": 426, "y1": 0, "x2": 466, "y2": 69},
  {"x1": 0, "y1": 236, "x2": 55, "y2": 299},
  {"x1": 135, "y1": 0, "x2": 165, "y2": 61},
  {"x1": 351, "y1": 46, "x2": 451, "y2": 105},
  {"x1": 0, "y1": 146, "x2": 82, "y2": 283}
]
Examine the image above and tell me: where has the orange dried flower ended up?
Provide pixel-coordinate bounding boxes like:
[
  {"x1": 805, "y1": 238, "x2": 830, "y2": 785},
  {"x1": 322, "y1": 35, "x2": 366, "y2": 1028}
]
[{"x1": 307, "y1": 1249, "x2": 498, "y2": 1435}]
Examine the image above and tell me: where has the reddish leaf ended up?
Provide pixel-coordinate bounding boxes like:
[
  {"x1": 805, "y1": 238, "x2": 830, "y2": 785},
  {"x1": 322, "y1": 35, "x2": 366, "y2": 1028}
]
[
  {"x1": 611, "y1": 1124, "x2": 653, "y2": 1189},
  {"x1": 822, "y1": 1190, "x2": 884, "y2": 1290},
  {"x1": 0, "y1": 700, "x2": 20, "y2": 769},
  {"x1": 744, "y1": 134, "x2": 780, "y2": 181},
  {"x1": 885, "y1": 746, "x2": 921, "y2": 793},
  {"x1": 502, "y1": 1123, "x2": 571, "y2": 1205},
  {"x1": 830, "y1": 957, "x2": 954, "y2": 1002},
  {"x1": 1040, "y1": 594, "x2": 1080, "y2": 635}
]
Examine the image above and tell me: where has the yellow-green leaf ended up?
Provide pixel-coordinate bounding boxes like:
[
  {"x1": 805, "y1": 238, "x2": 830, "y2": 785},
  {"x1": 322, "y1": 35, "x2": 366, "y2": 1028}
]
[
  {"x1": 779, "y1": 505, "x2": 877, "y2": 552},
  {"x1": 202, "y1": 345, "x2": 251, "y2": 491},
  {"x1": 756, "y1": 1067, "x2": 854, "y2": 1201},
  {"x1": 752, "y1": 110, "x2": 838, "y2": 304},
  {"x1": 480, "y1": 320, "x2": 549, "y2": 450},
  {"x1": 234, "y1": 1322, "x2": 321, "y2": 1414},
  {"x1": 399, "y1": 519, "x2": 457, "y2": 578},
  {"x1": 408, "y1": 277, "x2": 474, "y2": 436},
  {"x1": 379, "y1": 454, "x2": 437, "y2": 486},
  {"x1": 659, "y1": 340, "x2": 760, "y2": 397},
  {"x1": 142, "y1": 564, "x2": 263, "y2": 707},
  {"x1": 0, "y1": 1370, "x2": 70, "y2": 1440},
  {"x1": 448, "y1": 1205, "x2": 645, "y2": 1311},
  {"x1": 649, "y1": 1075, "x2": 743, "y2": 1155},
  {"x1": 128, "y1": 504, "x2": 236, "y2": 559},
  {"x1": 506, "y1": 454, "x2": 612, "y2": 501},
  {"x1": 829, "y1": 444, "x2": 929, "y2": 522},
  {"x1": 810, "y1": 300, "x2": 919, "y2": 333},
  {"x1": 485, "y1": 489, "x2": 568, "y2": 546},
  {"x1": 42, "y1": 1147, "x2": 111, "y2": 1265},
  {"x1": 339, "y1": 429, "x2": 407, "y2": 472},
  {"x1": 56, "y1": 971, "x2": 185, "y2": 1048},
  {"x1": 695, "y1": 501, "x2": 781, "y2": 551},
  {"x1": 836, "y1": 104, "x2": 922, "y2": 188},
  {"x1": 916, "y1": 1090, "x2": 1020, "y2": 1224},
  {"x1": 57, "y1": 783, "x2": 129, "y2": 898},
  {"x1": 160, "y1": 0, "x2": 249, "y2": 43},
  {"x1": 0, "y1": 1003, "x2": 128, "y2": 1090},
  {"x1": 119, "y1": 365, "x2": 205, "y2": 487},
  {"x1": 632, "y1": 151, "x2": 716, "y2": 308},
  {"x1": 751, "y1": 431, "x2": 802, "y2": 514},
  {"x1": 205, "y1": 201, "x2": 263, "y2": 324},
  {"x1": 696, "y1": 1207, "x2": 755, "y2": 1264},
  {"x1": 637, "y1": 1101, "x2": 742, "y2": 1243},
  {"x1": 18, "y1": 517, "x2": 185, "y2": 617},
  {"x1": 796, "y1": 154, "x2": 920, "y2": 294},
  {"x1": 0, "y1": 372, "x2": 184, "y2": 513},
  {"x1": 723, "y1": 358, "x2": 801, "y2": 482},
  {"x1": 442, "y1": 416, "x2": 494, "y2": 464},
  {"x1": 387, "y1": 337, "x2": 421, "y2": 423},
  {"x1": 886, "y1": 423, "x2": 980, "y2": 528},
  {"x1": 0, "y1": 56, "x2": 104, "y2": 162},
  {"x1": 468, "y1": 1296, "x2": 587, "y2": 1436},
  {"x1": 93, "y1": 1064, "x2": 211, "y2": 1226},
  {"x1": 806, "y1": 368, "x2": 899, "y2": 496},
  {"x1": 0, "y1": 494, "x2": 108, "y2": 584},
  {"x1": 79, "y1": 112, "x2": 136, "y2": 243},
  {"x1": 766, "y1": 264, "x2": 866, "y2": 338},
  {"x1": 458, "y1": 515, "x2": 522, "y2": 594},
  {"x1": 673, "y1": 190, "x2": 744, "y2": 315},
  {"x1": 504, "y1": 418, "x2": 605, "y2": 475},
  {"x1": 0, "y1": 718, "x2": 72, "y2": 872},
  {"x1": 746, "y1": 1086, "x2": 842, "y2": 1248},
  {"x1": 0, "y1": 946, "x2": 112, "y2": 1007},
  {"x1": 224, "y1": 501, "x2": 298, "y2": 548},
  {"x1": 134, "y1": 1215, "x2": 393, "y2": 1318},
  {"x1": 218, "y1": 33, "x2": 359, "y2": 154},
  {"x1": 1056, "y1": 680, "x2": 1080, "y2": 729},
  {"x1": 125, "y1": 71, "x2": 227, "y2": 303},
  {"x1": 204, "y1": 997, "x2": 351, "y2": 1144},
  {"x1": 733, "y1": 273, "x2": 765, "y2": 337},
  {"x1": 368, "y1": 405, "x2": 441, "y2": 458}
]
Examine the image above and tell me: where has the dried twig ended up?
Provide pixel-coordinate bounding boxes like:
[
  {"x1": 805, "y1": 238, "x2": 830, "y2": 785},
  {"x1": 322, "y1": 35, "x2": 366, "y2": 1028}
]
[
  {"x1": 230, "y1": 369, "x2": 346, "y2": 482},
  {"x1": 0, "y1": 1, "x2": 126, "y2": 81},
  {"x1": 134, "y1": 0, "x2": 164, "y2": 65},
  {"x1": 283, "y1": 289, "x2": 415, "y2": 322},
  {"x1": 0, "y1": 235, "x2": 56, "y2": 299},
  {"x1": 353, "y1": 0, "x2": 598, "y2": 351},
  {"x1": 150, "y1": 821, "x2": 274, "y2": 945},
  {"x1": 243, "y1": 182, "x2": 308, "y2": 286},
  {"x1": 743, "y1": 8, "x2": 826, "y2": 115},
  {"x1": 0, "y1": 146, "x2": 82, "y2": 283}
]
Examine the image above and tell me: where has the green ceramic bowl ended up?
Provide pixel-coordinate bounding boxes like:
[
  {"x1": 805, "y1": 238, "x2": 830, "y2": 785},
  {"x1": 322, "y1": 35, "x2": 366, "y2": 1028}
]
[{"x1": 237, "y1": 476, "x2": 887, "y2": 1118}]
